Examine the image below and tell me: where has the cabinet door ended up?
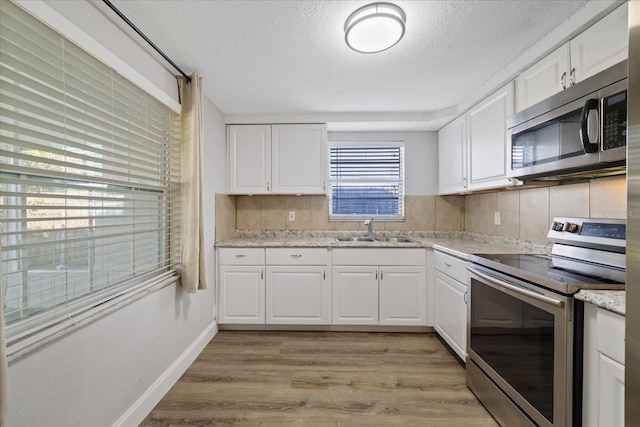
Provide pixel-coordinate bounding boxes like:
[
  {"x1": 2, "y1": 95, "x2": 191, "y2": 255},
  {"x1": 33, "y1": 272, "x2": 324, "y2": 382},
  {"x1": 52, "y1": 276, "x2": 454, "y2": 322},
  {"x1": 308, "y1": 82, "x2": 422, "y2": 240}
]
[
  {"x1": 515, "y1": 43, "x2": 570, "y2": 112},
  {"x1": 467, "y1": 81, "x2": 515, "y2": 191},
  {"x1": 266, "y1": 266, "x2": 330, "y2": 324},
  {"x1": 434, "y1": 271, "x2": 467, "y2": 360},
  {"x1": 218, "y1": 266, "x2": 265, "y2": 324},
  {"x1": 379, "y1": 266, "x2": 427, "y2": 326},
  {"x1": 271, "y1": 124, "x2": 327, "y2": 194},
  {"x1": 331, "y1": 266, "x2": 378, "y2": 325},
  {"x1": 438, "y1": 115, "x2": 467, "y2": 195},
  {"x1": 571, "y1": 3, "x2": 628, "y2": 84},
  {"x1": 598, "y1": 354, "x2": 625, "y2": 427},
  {"x1": 227, "y1": 124, "x2": 271, "y2": 194}
]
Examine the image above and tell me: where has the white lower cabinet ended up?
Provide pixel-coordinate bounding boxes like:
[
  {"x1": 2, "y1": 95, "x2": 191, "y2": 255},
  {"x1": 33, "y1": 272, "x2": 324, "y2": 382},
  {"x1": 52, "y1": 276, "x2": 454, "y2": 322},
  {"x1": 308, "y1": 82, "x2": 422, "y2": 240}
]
[
  {"x1": 332, "y1": 266, "x2": 379, "y2": 324},
  {"x1": 218, "y1": 248, "x2": 265, "y2": 324},
  {"x1": 434, "y1": 271, "x2": 467, "y2": 359},
  {"x1": 332, "y1": 249, "x2": 427, "y2": 326},
  {"x1": 266, "y1": 266, "x2": 329, "y2": 324},
  {"x1": 218, "y1": 247, "x2": 428, "y2": 328},
  {"x1": 582, "y1": 303, "x2": 625, "y2": 427},
  {"x1": 379, "y1": 267, "x2": 427, "y2": 326},
  {"x1": 265, "y1": 248, "x2": 330, "y2": 325},
  {"x1": 433, "y1": 250, "x2": 468, "y2": 360}
]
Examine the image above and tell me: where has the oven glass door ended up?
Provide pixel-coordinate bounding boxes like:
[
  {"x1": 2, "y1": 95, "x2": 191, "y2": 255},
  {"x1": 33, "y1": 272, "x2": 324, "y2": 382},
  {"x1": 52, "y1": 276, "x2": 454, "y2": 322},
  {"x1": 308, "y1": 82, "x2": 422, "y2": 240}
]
[{"x1": 469, "y1": 269, "x2": 572, "y2": 427}]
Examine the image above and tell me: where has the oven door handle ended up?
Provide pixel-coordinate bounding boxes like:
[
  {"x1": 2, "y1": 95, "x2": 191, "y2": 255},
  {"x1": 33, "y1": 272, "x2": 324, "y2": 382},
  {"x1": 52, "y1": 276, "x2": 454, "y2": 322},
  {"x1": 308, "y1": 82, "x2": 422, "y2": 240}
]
[{"x1": 467, "y1": 267, "x2": 565, "y2": 308}]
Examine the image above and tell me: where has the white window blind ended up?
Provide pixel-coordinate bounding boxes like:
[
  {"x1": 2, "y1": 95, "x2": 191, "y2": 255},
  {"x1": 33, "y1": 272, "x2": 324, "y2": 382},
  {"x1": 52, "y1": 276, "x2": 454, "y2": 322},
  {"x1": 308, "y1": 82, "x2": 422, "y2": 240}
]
[
  {"x1": 0, "y1": 1, "x2": 181, "y2": 327},
  {"x1": 329, "y1": 143, "x2": 404, "y2": 219}
]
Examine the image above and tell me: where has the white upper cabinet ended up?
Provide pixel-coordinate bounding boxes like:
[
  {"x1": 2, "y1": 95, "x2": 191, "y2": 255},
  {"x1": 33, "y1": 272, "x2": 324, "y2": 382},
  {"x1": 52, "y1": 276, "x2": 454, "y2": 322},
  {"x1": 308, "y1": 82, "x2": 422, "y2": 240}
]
[
  {"x1": 438, "y1": 81, "x2": 515, "y2": 195},
  {"x1": 467, "y1": 81, "x2": 514, "y2": 191},
  {"x1": 271, "y1": 124, "x2": 327, "y2": 194},
  {"x1": 516, "y1": 3, "x2": 628, "y2": 112},
  {"x1": 515, "y1": 44, "x2": 570, "y2": 112},
  {"x1": 571, "y1": 3, "x2": 628, "y2": 84},
  {"x1": 228, "y1": 124, "x2": 271, "y2": 194},
  {"x1": 227, "y1": 123, "x2": 327, "y2": 195},
  {"x1": 438, "y1": 115, "x2": 467, "y2": 194}
]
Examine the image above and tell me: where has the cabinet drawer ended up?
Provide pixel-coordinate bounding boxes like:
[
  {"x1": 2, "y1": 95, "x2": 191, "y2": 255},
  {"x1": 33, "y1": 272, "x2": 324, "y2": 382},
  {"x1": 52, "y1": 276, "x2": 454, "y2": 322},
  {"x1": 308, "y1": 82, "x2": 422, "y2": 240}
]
[
  {"x1": 434, "y1": 250, "x2": 467, "y2": 284},
  {"x1": 332, "y1": 248, "x2": 426, "y2": 266},
  {"x1": 266, "y1": 248, "x2": 328, "y2": 265},
  {"x1": 597, "y1": 308, "x2": 625, "y2": 364},
  {"x1": 218, "y1": 248, "x2": 265, "y2": 265}
]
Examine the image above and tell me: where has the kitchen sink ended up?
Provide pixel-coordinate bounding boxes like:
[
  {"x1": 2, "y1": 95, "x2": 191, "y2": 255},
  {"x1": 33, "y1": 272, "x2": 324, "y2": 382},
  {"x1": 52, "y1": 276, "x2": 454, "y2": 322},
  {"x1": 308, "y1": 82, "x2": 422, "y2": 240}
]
[
  {"x1": 335, "y1": 236, "x2": 419, "y2": 243},
  {"x1": 335, "y1": 236, "x2": 376, "y2": 242},
  {"x1": 374, "y1": 237, "x2": 419, "y2": 243}
]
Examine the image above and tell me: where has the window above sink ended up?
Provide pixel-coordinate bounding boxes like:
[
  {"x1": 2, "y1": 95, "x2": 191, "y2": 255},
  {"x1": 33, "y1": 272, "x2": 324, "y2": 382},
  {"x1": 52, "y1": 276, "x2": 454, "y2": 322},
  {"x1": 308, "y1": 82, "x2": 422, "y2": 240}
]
[{"x1": 329, "y1": 142, "x2": 405, "y2": 221}]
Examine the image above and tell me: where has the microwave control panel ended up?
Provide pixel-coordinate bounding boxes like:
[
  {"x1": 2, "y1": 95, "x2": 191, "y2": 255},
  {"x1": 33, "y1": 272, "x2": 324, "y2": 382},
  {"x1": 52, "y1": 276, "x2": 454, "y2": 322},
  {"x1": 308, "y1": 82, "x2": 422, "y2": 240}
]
[{"x1": 602, "y1": 90, "x2": 627, "y2": 150}]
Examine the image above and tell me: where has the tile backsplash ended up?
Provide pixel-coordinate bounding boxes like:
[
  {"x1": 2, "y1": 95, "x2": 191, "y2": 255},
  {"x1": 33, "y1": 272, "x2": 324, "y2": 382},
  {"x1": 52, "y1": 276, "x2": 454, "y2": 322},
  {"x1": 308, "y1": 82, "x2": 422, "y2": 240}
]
[
  {"x1": 233, "y1": 194, "x2": 464, "y2": 234},
  {"x1": 464, "y1": 175, "x2": 627, "y2": 244},
  {"x1": 215, "y1": 175, "x2": 626, "y2": 244}
]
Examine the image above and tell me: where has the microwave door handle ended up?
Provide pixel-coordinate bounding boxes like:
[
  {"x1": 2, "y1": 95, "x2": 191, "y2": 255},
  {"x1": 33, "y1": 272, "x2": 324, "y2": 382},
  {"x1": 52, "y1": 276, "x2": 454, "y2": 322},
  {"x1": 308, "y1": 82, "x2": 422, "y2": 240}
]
[{"x1": 580, "y1": 98, "x2": 599, "y2": 153}]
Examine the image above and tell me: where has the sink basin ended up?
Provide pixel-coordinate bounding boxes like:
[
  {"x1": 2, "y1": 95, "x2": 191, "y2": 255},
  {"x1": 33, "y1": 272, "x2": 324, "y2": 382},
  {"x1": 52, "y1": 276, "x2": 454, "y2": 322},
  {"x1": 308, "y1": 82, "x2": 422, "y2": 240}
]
[
  {"x1": 374, "y1": 237, "x2": 419, "y2": 243},
  {"x1": 335, "y1": 236, "x2": 419, "y2": 243},
  {"x1": 335, "y1": 236, "x2": 376, "y2": 242}
]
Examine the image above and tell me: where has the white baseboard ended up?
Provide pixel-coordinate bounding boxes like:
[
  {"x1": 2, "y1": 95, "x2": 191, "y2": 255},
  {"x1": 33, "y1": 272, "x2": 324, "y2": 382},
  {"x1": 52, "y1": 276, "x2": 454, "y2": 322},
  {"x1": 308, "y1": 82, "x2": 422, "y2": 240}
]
[{"x1": 113, "y1": 321, "x2": 218, "y2": 427}]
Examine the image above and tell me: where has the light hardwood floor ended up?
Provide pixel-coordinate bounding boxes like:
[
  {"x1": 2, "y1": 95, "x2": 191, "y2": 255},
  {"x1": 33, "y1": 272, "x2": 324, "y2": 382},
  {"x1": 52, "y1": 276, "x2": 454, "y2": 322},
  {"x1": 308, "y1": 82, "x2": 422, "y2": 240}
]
[{"x1": 140, "y1": 331, "x2": 499, "y2": 426}]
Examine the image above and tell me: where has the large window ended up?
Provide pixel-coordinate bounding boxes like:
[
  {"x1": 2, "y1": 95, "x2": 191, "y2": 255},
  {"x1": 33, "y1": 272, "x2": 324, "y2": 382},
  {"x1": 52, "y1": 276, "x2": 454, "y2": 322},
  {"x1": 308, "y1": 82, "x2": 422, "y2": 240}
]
[
  {"x1": 0, "y1": 1, "x2": 181, "y2": 328},
  {"x1": 329, "y1": 142, "x2": 404, "y2": 220}
]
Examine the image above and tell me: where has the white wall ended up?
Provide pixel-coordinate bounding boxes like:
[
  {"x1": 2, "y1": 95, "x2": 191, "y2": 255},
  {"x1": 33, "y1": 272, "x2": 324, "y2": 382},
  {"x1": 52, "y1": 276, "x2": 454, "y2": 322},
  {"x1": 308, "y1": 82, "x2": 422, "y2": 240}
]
[
  {"x1": 328, "y1": 132, "x2": 439, "y2": 196},
  {"x1": 7, "y1": 2, "x2": 226, "y2": 425}
]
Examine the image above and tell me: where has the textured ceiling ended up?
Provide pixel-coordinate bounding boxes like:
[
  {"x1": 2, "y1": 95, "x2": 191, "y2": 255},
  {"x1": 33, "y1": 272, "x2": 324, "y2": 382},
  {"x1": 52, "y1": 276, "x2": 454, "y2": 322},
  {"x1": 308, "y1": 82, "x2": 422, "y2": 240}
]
[{"x1": 107, "y1": 0, "x2": 618, "y2": 130}]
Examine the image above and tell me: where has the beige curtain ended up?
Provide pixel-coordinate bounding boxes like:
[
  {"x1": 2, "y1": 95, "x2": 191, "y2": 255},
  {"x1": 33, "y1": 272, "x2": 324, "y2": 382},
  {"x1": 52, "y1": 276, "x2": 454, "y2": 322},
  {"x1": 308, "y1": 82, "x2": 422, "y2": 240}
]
[
  {"x1": 0, "y1": 273, "x2": 8, "y2": 426},
  {"x1": 177, "y1": 73, "x2": 207, "y2": 293}
]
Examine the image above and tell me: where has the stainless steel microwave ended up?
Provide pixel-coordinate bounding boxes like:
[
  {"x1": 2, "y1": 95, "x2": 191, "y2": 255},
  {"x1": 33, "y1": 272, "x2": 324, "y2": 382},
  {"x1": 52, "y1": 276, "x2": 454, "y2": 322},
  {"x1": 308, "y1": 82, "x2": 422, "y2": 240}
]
[{"x1": 507, "y1": 60, "x2": 627, "y2": 180}]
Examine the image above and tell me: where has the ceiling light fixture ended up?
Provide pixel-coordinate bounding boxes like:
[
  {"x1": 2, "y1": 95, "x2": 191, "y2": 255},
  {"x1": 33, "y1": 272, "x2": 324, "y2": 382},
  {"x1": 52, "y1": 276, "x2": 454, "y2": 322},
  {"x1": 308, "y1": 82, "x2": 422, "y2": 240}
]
[{"x1": 344, "y1": 2, "x2": 406, "y2": 54}]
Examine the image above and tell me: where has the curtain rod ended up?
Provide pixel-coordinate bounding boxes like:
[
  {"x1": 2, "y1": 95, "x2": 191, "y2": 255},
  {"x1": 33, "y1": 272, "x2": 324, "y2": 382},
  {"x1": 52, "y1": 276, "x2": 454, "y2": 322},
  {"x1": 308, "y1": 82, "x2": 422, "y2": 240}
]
[{"x1": 101, "y1": 0, "x2": 192, "y2": 84}]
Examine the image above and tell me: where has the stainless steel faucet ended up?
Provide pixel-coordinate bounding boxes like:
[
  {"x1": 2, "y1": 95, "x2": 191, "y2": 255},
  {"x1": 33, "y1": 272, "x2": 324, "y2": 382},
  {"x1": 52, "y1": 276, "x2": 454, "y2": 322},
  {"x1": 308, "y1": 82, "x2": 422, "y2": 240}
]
[{"x1": 364, "y1": 217, "x2": 374, "y2": 236}]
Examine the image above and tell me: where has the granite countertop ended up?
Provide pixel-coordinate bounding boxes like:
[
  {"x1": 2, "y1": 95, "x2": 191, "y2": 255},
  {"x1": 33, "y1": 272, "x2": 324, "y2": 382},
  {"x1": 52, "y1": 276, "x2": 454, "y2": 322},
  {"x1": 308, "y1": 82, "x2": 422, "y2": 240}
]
[
  {"x1": 216, "y1": 230, "x2": 550, "y2": 257},
  {"x1": 574, "y1": 290, "x2": 626, "y2": 316}
]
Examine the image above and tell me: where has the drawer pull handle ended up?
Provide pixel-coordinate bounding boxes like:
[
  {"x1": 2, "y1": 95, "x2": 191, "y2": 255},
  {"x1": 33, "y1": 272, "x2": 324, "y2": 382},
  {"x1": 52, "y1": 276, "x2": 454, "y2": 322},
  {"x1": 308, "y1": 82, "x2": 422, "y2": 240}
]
[
  {"x1": 444, "y1": 262, "x2": 452, "y2": 267},
  {"x1": 235, "y1": 254, "x2": 247, "y2": 258},
  {"x1": 291, "y1": 254, "x2": 302, "y2": 259},
  {"x1": 464, "y1": 291, "x2": 468, "y2": 304}
]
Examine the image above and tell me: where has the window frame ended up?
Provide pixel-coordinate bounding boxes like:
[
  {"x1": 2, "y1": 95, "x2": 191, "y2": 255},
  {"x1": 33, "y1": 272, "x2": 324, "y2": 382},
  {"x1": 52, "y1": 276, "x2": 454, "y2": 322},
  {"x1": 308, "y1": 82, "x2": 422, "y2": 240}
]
[{"x1": 328, "y1": 140, "x2": 405, "y2": 221}]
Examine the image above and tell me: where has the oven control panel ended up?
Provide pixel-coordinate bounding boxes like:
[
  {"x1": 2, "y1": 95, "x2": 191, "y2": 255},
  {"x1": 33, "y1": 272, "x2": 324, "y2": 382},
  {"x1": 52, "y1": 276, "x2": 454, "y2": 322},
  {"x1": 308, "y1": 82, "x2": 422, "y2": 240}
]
[
  {"x1": 579, "y1": 222, "x2": 626, "y2": 240},
  {"x1": 548, "y1": 217, "x2": 626, "y2": 251}
]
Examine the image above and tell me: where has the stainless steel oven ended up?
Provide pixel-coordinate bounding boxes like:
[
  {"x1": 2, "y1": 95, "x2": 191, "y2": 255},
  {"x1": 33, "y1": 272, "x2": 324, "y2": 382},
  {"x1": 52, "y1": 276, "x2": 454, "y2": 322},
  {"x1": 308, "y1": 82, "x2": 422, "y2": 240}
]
[
  {"x1": 466, "y1": 217, "x2": 626, "y2": 427},
  {"x1": 508, "y1": 61, "x2": 627, "y2": 180}
]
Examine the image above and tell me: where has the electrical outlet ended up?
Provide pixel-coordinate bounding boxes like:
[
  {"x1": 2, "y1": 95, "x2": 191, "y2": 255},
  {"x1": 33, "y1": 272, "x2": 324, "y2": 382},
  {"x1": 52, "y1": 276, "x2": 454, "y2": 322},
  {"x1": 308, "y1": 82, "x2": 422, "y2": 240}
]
[
  {"x1": 288, "y1": 211, "x2": 295, "y2": 222},
  {"x1": 494, "y1": 211, "x2": 501, "y2": 225}
]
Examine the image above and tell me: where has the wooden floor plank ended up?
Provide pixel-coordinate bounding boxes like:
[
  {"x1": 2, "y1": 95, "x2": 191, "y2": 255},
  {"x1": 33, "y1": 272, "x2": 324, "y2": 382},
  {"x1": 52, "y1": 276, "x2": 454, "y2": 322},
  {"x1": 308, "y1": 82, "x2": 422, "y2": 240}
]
[{"x1": 140, "y1": 331, "x2": 498, "y2": 426}]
